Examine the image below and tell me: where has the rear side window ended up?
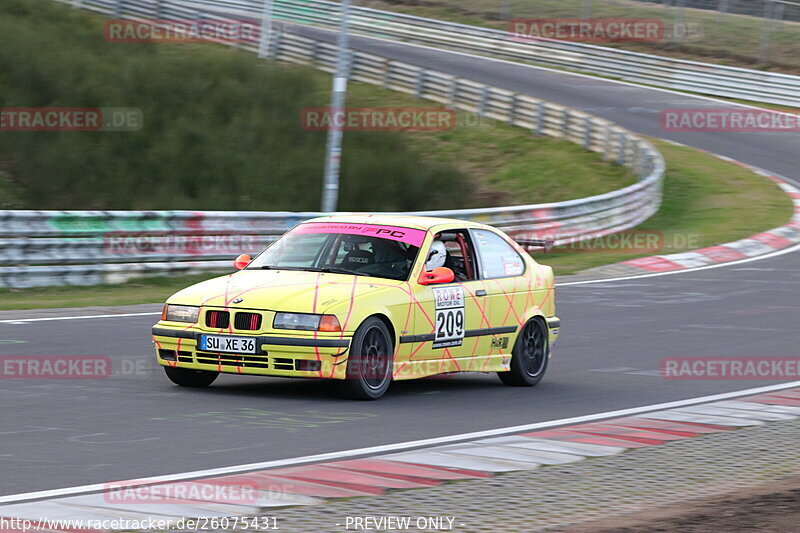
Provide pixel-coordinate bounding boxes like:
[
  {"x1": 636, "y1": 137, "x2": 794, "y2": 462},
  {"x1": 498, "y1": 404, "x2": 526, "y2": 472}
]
[{"x1": 472, "y1": 229, "x2": 525, "y2": 279}]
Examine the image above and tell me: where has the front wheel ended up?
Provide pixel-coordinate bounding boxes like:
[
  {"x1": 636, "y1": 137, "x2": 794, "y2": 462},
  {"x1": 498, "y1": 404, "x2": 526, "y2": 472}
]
[
  {"x1": 498, "y1": 318, "x2": 549, "y2": 387},
  {"x1": 164, "y1": 366, "x2": 219, "y2": 388},
  {"x1": 337, "y1": 317, "x2": 393, "y2": 400}
]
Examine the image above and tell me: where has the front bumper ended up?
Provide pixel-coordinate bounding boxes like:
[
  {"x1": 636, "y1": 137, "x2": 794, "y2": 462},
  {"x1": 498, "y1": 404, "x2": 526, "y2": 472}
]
[
  {"x1": 152, "y1": 326, "x2": 352, "y2": 379},
  {"x1": 546, "y1": 316, "x2": 561, "y2": 345}
]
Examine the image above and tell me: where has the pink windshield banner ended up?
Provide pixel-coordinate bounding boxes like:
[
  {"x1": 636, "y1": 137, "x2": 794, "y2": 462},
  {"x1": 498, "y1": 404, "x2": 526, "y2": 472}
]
[{"x1": 293, "y1": 222, "x2": 427, "y2": 247}]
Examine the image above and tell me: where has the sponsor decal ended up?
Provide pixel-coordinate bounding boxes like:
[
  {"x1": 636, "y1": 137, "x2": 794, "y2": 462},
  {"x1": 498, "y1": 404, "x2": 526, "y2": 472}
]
[
  {"x1": 491, "y1": 337, "x2": 510, "y2": 350},
  {"x1": 432, "y1": 286, "x2": 465, "y2": 349},
  {"x1": 292, "y1": 222, "x2": 427, "y2": 247},
  {"x1": 502, "y1": 257, "x2": 524, "y2": 276}
]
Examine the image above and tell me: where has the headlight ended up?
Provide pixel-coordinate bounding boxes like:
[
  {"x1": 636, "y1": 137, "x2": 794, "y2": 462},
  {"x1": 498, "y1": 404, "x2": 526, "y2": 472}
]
[
  {"x1": 162, "y1": 305, "x2": 200, "y2": 323},
  {"x1": 273, "y1": 312, "x2": 341, "y2": 332}
]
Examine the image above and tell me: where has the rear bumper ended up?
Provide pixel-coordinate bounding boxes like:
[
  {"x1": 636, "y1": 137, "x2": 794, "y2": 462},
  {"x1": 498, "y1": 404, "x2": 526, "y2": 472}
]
[{"x1": 152, "y1": 326, "x2": 352, "y2": 379}]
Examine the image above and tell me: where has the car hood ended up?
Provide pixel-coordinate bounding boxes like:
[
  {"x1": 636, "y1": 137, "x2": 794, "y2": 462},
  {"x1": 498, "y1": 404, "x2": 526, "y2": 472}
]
[{"x1": 167, "y1": 269, "x2": 401, "y2": 314}]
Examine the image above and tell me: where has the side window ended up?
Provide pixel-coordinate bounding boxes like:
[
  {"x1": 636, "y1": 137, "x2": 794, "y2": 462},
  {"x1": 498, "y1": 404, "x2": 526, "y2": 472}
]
[
  {"x1": 472, "y1": 229, "x2": 525, "y2": 279},
  {"x1": 429, "y1": 230, "x2": 478, "y2": 282}
]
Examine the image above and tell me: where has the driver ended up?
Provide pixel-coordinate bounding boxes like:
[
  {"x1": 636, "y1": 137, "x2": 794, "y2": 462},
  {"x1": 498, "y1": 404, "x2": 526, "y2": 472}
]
[{"x1": 425, "y1": 240, "x2": 447, "y2": 271}]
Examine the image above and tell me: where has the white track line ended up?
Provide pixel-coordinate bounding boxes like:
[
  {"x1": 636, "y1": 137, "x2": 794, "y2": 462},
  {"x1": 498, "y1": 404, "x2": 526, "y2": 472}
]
[
  {"x1": 558, "y1": 241, "x2": 800, "y2": 286},
  {"x1": 0, "y1": 312, "x2": 160, "y2": 324},
  {"x1": 1, "y1": 380, "x2": 798, "y2": 506}
]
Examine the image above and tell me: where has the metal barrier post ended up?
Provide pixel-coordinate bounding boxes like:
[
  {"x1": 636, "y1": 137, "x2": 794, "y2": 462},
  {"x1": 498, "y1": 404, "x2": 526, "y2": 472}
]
[
  {"x1": 449, "y1": 78, "x2": 459, "y2": 108},
  {"x1": 382, "y1": 59, "x2": 391, "y2": 89},
  {"x1": 478, "y1": 86, "x2": 489, "y2": 116},
  {"x1": 258, "y1": 0, "x2": 274, "y2": 58},
  {"x1": 534, "y1": 101, "x2": 544, "y2": 136},
  {"x1": 583, "y1": 117, "x2": 592, "y2": 150},
  {"x1": 508, "y1": 93, "x2": 518, "y2": 126},
  {"x1": 416, "y1": 69, "x2": 427, "y2": 99},
  {"x1": 761, "y1": 0, "x2": 775, "y2": 63}
]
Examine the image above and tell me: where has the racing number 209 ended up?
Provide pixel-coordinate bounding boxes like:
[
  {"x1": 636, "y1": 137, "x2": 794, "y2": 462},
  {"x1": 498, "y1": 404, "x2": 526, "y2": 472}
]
[{"x1": 436, "y1": 309, "x2": 464, "y2": 341}]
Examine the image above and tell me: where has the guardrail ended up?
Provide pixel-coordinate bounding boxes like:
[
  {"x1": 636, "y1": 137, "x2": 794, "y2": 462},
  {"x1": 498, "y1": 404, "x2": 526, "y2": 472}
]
[
  {"x1": 67, "y1": 0, "x2": 800, "y2": 107},
  {"x1": 7, "y1": 0, "x2": 664, "y2": 288}
]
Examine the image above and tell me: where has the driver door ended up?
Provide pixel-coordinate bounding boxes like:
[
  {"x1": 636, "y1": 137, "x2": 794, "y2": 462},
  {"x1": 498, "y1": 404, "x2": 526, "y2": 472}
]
[{"x1": 412, "y1": 230, "x2": 493, "y2": 369}]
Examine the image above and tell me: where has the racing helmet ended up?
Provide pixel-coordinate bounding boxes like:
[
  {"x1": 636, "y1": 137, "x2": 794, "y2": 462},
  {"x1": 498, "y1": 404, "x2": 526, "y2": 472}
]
[{"x1": 426, "y1": 240, "x2": 447, "y2": 271}]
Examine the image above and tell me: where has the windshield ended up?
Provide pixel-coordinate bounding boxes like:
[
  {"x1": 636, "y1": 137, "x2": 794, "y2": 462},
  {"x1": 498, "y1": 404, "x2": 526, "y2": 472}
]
[{"x1": 247, "y1": 222, "x2": 426, "y2": 281}]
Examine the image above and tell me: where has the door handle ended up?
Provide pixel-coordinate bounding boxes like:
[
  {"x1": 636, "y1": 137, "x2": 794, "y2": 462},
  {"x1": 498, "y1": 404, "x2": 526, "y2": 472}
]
[{"x1": 476, "y1": 289, "x2": 487, "y2": 297}]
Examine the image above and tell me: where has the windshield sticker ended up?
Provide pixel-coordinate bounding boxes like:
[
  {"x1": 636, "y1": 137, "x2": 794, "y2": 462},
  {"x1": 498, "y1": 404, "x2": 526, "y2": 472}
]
[
  {"x1": 293, "y1": 222, "x2": 426, "y2": 247},
  {"x1": 503, "y1": 257, "x2": 524, "y2": 276}
]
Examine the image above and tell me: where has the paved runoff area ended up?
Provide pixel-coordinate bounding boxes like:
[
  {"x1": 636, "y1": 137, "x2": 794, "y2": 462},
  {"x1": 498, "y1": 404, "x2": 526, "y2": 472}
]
[{"x1": 1, "y1": 388, "x2": 799, "y2": 531}]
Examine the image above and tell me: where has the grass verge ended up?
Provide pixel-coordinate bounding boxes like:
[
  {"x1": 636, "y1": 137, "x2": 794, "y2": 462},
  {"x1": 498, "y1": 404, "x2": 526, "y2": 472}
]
[
  {"x1": 543, "y1": 139, "x2": 794, "y2": 275},
  {"x1": 0, "y1": 0, "x2": 633, "y2": 211}
]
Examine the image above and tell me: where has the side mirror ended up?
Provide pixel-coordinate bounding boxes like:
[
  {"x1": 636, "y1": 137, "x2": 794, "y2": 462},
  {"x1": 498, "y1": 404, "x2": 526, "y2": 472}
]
[
  {"x1": 418, "y1": 266, "x2": 455, "y2": 285},
  {"x1": 233, "y1": 254, "x2": 251, "y2": 270}
]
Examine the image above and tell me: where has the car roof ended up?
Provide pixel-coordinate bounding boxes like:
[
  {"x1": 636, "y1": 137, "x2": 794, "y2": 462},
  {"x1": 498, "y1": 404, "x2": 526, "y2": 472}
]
[{"x1": 303, "y1": 214, "x2": 490, "y2": 233}]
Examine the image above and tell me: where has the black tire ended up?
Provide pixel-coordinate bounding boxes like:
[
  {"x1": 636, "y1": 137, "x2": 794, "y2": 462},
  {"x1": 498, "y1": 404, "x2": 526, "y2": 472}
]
[
  {"x1": 337, "y1": 317, "x2": 393, "y2": 400},
  {"x1": 164, "y1": 366, "x2": 219, "y2": 388},
  {"x1": 498, "y1": 317, "x2": 549, "y2": 387}
]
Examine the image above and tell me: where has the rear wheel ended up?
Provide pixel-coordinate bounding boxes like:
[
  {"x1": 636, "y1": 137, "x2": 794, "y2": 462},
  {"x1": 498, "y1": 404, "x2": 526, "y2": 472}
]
[
  {"x1": 164, "y1": 366, "x2": 219, "y2": 388},
  {"x1": 498, "y1": 318, "x2": 549, "y2": 387},
  {"x1": 337, "y1": 317, "x2": 393, "y2": 400}
]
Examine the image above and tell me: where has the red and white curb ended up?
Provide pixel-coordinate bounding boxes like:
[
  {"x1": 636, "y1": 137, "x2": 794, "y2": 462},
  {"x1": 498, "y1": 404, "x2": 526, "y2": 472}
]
[
  {"x1": 623, "y1": 151, "x2": 800, "y2": 273},
  {"x1": 2, "y1": 387, "x2": 800, "y2": 525}
]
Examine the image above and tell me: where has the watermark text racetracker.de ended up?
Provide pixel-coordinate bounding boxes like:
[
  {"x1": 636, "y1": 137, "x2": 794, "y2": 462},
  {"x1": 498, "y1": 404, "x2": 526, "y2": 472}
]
[
  {"x1": 0, "y1": 356, "x2": 151, "y2": 379},
  {"x1": 0, "y1": 108, "x2": 142, "y2": 132},
  {"x1": 0, "y1": 516, "x2": 279, "y2": 532},
  {"x1": 301, "y1": 108, "x2": 457, "y2": 131},
  {"x1": 509, "y1": 18, "x2": 701, "y2": 42},
  {"x1": 103, "y1": 479, "x2": 259, "y2": 504},
  {"x1": 661, "y1": 357, "x2": 800, "y2": 380},
  {"x1": 662, "y1": 108, "x2": 800, "y2": 132},
  {"x1": 103, "y1": 234, "x2": 267, "y2": 255},
  {"x1": 512, "y1": 230, "x2": 701, "y2": 254},
  {"x1": 104, "y1": 19, "x2": 260, "y2": 44}
]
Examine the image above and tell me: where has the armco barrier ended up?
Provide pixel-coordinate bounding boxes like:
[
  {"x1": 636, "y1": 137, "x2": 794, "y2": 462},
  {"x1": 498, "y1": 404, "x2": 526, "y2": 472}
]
[
  {"x1": 9, "y1": 0, "x2": 664, "y2": 288},
  {"x1": 64, "y1": 0, "x2": 800, "y2": 107}
]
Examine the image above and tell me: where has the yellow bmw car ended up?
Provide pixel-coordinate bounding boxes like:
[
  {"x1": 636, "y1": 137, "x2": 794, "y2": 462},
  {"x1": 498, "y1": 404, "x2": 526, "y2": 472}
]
[{"x1": 152, "y1": 215, "x2": 559, "y2": 399}]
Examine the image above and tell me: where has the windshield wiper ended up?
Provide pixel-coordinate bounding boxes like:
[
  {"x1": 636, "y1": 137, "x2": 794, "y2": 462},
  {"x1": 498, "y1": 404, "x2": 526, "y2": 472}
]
[
  {"x1": 295, "y1": 266, "x2": 374, "y2": 277},
  {"x1": 324, "y1": 267, "x2": 374, "y2": 277},
  {"x1": 254, "y1": 266, "x2": 373, "y2": 277}
]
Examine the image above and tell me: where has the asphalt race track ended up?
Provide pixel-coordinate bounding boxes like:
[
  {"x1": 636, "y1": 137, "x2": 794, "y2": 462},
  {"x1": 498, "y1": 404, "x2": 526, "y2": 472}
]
[
  {"x1": 1, "y1": 28, "x2": 799, "y2": 498},
  {"x1": 297, "y1": 25, "x2": 800, "y2": 180}
]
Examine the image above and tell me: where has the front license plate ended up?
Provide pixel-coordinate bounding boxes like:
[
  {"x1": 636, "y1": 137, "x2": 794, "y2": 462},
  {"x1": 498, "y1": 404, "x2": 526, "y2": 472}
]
[{"x1": 200, "y1": 335, "x2": 257, "y2": 354}]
